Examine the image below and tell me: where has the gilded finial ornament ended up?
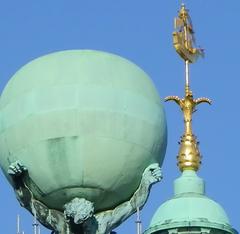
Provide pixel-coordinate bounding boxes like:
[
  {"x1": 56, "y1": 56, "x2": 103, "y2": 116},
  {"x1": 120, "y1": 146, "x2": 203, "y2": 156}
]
[
  {"x1": 173, "y1": 4, "x2": 204, "y2": 63},
  {"x1": 166, "y1": 4, "x2": 211, "y2": 172}
]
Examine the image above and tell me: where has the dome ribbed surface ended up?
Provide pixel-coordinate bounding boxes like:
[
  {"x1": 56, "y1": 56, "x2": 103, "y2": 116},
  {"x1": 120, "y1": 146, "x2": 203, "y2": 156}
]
[{"x1": 145, "y1": 171, "x2": 236, "y2": 234}]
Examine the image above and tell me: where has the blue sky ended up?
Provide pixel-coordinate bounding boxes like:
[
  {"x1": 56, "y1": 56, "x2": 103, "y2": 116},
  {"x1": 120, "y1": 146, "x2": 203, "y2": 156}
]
[{"x1": 0, "y1": 0, "x2": 239, "y2": 233}]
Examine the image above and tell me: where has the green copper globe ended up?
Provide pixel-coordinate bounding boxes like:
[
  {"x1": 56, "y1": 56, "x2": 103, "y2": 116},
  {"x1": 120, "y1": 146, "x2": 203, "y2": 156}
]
[{"x1": 0, "y1": 50, "x2": 167, "y2": 212}]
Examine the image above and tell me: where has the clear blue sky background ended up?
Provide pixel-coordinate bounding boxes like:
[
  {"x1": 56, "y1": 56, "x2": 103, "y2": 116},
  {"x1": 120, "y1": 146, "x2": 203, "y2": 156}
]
[{"x1": 0, "y1": 0, "x2": 239, "y2": 233}]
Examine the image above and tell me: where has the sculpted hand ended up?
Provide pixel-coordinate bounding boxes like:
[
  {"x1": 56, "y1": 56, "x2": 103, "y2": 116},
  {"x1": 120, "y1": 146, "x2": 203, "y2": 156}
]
[
  {"x1": 142, "y1": 163, "x2": 162, "y2": 185},
  {"x1": 8, "y1": 161, "x2": 28, "y2": 177}
]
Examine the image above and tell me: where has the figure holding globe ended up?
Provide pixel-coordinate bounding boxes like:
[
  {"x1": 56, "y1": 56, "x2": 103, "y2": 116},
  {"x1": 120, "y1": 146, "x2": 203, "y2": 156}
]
[
  {"x1": 0, "y1": 50, "x2": 167, "y2": 233},
  {"x1": 8, "y1": 161, "x2": 162, "y2": 233}
]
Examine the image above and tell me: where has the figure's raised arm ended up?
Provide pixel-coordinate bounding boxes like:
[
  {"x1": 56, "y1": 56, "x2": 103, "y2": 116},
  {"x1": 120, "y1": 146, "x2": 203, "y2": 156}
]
[
  {"x1": 8, "y1": 161, "x2": 67, "y2": 233},
  {"x1": 129, "y1": 163, "x2": 162, "y2": 210},
  {"x1": 98, "y1": 163, "x2": 162, "y2": 232}
]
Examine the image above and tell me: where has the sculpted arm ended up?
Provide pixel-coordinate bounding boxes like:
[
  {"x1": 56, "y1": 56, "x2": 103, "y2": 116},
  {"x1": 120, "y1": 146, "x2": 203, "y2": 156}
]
[
  {"x1": 98, "y1": 163, "x2": 162, "y2": 232},
  {"x1": 8, "y1": 161, "x2": 67, "y2": 233}
]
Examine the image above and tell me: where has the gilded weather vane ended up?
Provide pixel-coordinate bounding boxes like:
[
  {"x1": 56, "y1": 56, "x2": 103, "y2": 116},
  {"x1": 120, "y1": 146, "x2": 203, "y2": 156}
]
[
  {"x1": 173, "y1": 3, "x2": 204, "y2": 63},
  {"x1": 165, "y1": 4, "x2": 211, "y2": 172}
]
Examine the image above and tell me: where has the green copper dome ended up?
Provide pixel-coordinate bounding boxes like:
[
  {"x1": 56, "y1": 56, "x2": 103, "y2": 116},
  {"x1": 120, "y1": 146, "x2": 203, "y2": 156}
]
[
  {"x1": 145, "y1": 171, "x2": 237, "y2": 234},
  {"x1": 0, "y1": 50, "x2": 167, "y2": 212}
]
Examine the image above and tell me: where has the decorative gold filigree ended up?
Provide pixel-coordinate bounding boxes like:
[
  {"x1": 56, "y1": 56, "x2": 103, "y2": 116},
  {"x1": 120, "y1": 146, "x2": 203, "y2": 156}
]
[{"x1": 165, "y1": 91, "x2": 211, "y2": 171}]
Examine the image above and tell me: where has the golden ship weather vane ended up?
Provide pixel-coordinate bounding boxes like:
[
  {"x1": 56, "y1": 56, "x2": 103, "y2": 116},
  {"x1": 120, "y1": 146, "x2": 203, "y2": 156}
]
[{"x1": 165, "y1": 4, "x2": 211, "y2": 172}]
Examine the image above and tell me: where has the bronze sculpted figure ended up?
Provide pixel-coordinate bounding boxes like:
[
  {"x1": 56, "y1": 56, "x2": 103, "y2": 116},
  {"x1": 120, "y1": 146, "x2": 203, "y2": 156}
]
[{"x1": 8, "y1": 161, "x2": 162, "y2": 234}]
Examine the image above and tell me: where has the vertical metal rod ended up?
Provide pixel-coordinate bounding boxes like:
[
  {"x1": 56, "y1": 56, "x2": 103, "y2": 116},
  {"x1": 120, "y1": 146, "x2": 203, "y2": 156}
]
[
  {"x1": 136, "y1": 207, "x2": 142, "y2": 234},
  {"x1": 185, "y1": 60, "x2": 189, "y2": 87},
  {"x1": 17, "y1": 214, "x2": 20, "y2": 234},
  {"x1": 185, "y1": 60, "x2": 190, "y2": 97},
  {"x1": 32, "y1": 203, "x2": 38, "y2": 234}
]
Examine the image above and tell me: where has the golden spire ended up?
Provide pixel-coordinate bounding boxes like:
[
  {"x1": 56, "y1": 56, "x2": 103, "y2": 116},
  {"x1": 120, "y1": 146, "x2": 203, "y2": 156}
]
[{"x1": 165, "y1": 4, "x2": 211, "y2": 172}]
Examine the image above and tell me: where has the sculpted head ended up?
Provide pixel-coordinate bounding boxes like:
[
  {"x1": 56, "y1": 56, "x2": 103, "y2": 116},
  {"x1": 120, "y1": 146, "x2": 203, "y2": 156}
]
[{"x1": 64, "y1": 198, "x2": 94, "y2": 224}]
